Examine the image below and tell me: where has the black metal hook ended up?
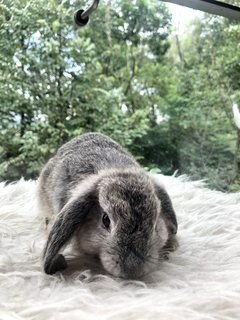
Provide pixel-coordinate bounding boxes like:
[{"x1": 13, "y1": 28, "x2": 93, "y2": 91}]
[{"x1": 74, "y1": 0, "x2": 100, "y2": 27}]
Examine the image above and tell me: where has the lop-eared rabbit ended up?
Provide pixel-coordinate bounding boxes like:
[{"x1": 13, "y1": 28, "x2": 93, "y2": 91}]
[{"x1": 38, "y1": 133, "x2": 177, "y2": 279}]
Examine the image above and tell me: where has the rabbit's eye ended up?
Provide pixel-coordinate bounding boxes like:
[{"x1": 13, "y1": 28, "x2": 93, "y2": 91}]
[{"x1": 102, "y1": 213, "x2": 111, "y2": 230}]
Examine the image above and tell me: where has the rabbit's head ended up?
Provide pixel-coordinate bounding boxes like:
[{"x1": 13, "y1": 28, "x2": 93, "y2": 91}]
[{"x1": 43, "y1": 168, "x2": 177, "y2": 279}]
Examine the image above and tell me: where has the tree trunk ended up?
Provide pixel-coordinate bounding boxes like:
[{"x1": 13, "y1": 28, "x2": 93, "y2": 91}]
[{"x1": 230, "y1": 129, "x2": 240, "y2": 184}]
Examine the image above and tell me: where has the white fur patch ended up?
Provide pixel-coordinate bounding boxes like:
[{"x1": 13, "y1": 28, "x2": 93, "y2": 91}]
[{"x1": 0, "y1": 175, "x2": 240, "y2": 319}]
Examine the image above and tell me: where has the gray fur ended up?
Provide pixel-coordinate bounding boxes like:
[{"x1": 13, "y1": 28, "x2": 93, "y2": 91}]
[{"x1": 38, "y1": 133, "x2": 178, "y2": 279}]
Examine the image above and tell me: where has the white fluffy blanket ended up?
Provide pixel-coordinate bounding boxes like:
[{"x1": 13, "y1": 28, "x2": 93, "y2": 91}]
[{"x1": 0, "y1": 176, "x2": 240, "y2": 320}]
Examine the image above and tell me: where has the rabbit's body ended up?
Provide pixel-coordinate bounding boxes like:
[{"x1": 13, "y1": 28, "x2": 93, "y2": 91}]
[
  {"x1": 38, "y1": 133, "x2": 139, "y2": 217},
  {"x1": 38, "y1": 133, "x2": 178, "y2": 279}
]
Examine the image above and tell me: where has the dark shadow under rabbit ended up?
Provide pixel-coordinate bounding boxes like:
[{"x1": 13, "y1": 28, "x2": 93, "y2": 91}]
[{"x1": 38, "y1": 133, "x2": 178, "y2": 279}]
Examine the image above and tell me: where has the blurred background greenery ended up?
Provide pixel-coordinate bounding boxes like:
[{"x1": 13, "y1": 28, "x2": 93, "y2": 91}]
[{"x1": 0, "y1": 0, "x2": 239, "y2": 191}]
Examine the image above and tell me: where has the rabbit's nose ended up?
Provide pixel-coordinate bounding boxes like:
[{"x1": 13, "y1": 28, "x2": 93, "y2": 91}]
[{"x1": 122, "y1": 251, "x2": 144, "y2": 279}]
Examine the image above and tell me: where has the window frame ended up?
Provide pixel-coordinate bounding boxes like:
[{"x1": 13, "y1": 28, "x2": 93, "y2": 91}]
[{"x1": 162, "y1": 0, "x2": 240, "y2": 21}]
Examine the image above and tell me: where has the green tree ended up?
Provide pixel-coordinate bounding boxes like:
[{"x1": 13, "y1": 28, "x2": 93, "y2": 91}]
[
  {"x1": 0, "y1": 0, "x2": 172, "y2": 180},
  {"x1": 167, "y1": 15, "x2": 240, "y2": 191}
]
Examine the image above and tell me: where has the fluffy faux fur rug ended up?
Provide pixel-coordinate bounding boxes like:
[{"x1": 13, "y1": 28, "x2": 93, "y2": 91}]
[{"x1": 0, "y1": 175, "x2": 240, "y2": 320}]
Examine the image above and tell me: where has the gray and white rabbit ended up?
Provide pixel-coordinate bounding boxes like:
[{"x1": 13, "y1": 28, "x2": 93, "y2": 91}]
[{"x1": 38, "y1": 132, "x2": 178, "y2": 279}]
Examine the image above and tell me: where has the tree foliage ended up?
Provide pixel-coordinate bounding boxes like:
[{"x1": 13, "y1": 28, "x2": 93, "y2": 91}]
[
  {"x1": 0, "y1": 0, "x2": 239, "y2": 191},
  {"x1": 168, "y1": 15, "x2": 240, "y2": 191}
]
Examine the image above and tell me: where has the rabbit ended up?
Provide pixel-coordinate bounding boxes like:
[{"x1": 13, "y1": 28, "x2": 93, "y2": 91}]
[{"x1": 38, "y1": 132, "x2": 178, "y2": 279}]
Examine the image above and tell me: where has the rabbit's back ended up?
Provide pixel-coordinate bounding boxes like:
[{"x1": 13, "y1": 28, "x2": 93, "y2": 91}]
[
  {"x1": 57, "y1": 133, "x2": 124, "y2": 157},
  {"x1": 57, "y1": 132, "x2": 138, "y2": 172}
]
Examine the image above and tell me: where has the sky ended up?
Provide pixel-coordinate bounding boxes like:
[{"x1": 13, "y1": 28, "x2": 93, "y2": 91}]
[{"x1": 165, "y1": 2, "x2": 203, "y2": 33}]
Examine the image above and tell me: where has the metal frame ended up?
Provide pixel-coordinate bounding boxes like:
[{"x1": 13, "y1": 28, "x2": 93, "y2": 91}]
[
  {"x1": 162, "y1": 0, "x2": 240, "y2": 21},
  {"x1": 80, "y1": 0, "x2": 100, "y2": 20},
  {"x1": 74, "y1": 0, "x2": 240, "y2": 27},
  {"x1": 74, "y1": 0, "x2": 100, "y2": 27}
]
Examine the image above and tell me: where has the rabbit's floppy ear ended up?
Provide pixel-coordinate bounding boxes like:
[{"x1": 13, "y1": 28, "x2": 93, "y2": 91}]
[
  {"x1": 43, "y1": 180, "x2": 98, "y2": 275},
  {"x1": 154, "y1": 183, "x2": 178, "y2": 235}
]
